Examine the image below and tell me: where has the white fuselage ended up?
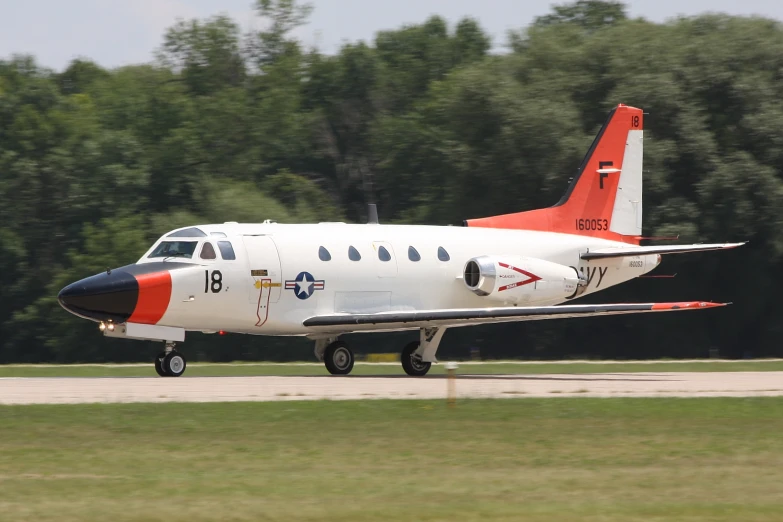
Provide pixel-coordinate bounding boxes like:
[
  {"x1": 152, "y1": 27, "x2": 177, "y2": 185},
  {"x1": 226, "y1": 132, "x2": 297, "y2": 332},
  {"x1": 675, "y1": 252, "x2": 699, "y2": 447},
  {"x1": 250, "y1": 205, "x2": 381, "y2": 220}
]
[{"x1": 136, "y1": 222, "x2": 659, "y2": 336}]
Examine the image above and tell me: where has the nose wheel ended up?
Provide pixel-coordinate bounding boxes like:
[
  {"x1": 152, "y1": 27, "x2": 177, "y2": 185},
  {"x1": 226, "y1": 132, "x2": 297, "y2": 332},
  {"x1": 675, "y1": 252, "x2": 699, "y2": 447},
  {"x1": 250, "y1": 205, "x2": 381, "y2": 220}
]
[
  {"x1": 154, "y1": 343, "x2": 187, "y2": 377},
  {"x1": 154, "y1": 352, "x2": 167, "y2": 376}
]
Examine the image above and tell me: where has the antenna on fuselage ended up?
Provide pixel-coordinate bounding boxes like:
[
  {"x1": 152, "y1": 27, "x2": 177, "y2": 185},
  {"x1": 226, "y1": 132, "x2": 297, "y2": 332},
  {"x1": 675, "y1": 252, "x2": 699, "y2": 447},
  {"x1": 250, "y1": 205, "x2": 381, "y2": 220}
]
[{"x1": 367, "y1": 203, "x2": 379, "y2": 225}]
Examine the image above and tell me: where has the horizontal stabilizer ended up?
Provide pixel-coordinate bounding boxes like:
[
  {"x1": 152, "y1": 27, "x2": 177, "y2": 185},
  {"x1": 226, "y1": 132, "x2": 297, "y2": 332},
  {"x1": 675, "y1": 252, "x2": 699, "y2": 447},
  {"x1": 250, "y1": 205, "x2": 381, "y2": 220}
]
[
  {"x1": 303, "y1": 301, "x2": 726, "y2": 332},
  {"x1": 581, "y1": 242, "x2": 745, "y2": 260}
]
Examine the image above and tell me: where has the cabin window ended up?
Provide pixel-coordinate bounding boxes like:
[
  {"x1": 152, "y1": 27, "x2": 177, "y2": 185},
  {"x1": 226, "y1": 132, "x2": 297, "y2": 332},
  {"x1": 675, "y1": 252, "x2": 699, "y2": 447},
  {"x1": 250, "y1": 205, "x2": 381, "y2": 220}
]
[
  {"x1": 210, "y1": 231, "x2": 227, "y2": 238},
  {"x1": 200, "y1": 242, "x2": 217, "y2": 260},
  {"x1": 348, "y1": 246, "x2": 361, "y2": 261},
  {"x1": 166, "y1": 227, "x2": 207, "y2": 238},
  {"x1": 148, "y1": 241, "x2": 198, "y2": 259},
  {"x1": 408, "y1": 246, "x2": 421, "y2": 262},
  {"x1": 319, "y1": 246, "x2": 332, "y2": 261},
  {"x1": 437, "y1": 246, "x2": 451, "y2": 262},
  {"x1": 217, "y1": 241, "x2": 236, "y2": 260},
  {"x1": 378, "y1": 246, "x2": 391, "y2": 262}
]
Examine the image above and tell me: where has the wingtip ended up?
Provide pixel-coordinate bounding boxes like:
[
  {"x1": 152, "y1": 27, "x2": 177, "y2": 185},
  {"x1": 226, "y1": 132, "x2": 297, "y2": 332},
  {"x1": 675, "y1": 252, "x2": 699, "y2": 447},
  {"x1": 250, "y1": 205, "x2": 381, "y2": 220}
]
[
  {"x1": 652, "y1": 301, "x2": 730, "y2": 310},
  {"x1": 698, "y1": 301, "x2": 731, "y2": 308}
]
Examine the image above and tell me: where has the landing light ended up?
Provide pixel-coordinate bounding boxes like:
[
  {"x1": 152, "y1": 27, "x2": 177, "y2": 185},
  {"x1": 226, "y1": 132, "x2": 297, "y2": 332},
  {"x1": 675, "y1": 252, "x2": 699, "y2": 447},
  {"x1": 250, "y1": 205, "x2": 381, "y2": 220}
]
[{"x1": 100, "y1": 322, "x2": 115, "y2": 332}]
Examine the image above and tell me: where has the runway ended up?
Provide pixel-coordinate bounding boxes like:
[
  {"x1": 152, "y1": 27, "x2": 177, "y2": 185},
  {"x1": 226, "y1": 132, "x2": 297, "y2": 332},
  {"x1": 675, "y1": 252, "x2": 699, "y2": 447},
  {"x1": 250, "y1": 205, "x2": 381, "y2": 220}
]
[{"x1": 2, "y1": 371, "x2": 783, "y2": 404}]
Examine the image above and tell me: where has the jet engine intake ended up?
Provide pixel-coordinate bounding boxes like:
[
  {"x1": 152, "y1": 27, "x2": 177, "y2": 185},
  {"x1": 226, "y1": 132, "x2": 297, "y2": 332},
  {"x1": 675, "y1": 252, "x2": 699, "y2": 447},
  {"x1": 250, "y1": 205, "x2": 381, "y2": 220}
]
[{"x1": 463, "y1": 255, "x2": 582, "y2": 305}]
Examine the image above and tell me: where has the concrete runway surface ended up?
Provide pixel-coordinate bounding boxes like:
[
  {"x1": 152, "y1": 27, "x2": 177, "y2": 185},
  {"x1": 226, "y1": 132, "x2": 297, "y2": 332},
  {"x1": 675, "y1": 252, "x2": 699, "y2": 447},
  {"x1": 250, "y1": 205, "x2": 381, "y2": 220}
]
[{"x1": 2, "y1": 372, "x2": 783, "y2": 404}]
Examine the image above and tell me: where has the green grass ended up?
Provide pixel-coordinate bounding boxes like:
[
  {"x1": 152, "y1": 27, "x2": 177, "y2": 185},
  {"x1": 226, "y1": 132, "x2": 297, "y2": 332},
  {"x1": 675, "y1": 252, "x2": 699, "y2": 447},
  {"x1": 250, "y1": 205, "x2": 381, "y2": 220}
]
[
  {"x1": 2, "y1": 359, "x2": 783, "y2": 377},
  {"x1": 1, "y1": 398, "x2": 782, "y2": 521}
]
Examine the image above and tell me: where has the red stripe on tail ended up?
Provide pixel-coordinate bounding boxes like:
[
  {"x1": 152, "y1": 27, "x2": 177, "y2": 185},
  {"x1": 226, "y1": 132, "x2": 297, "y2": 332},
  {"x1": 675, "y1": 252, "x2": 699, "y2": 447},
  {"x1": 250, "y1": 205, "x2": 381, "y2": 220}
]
[{"x1": 465, "y1": 104, "x2": 643, "y2": 244}]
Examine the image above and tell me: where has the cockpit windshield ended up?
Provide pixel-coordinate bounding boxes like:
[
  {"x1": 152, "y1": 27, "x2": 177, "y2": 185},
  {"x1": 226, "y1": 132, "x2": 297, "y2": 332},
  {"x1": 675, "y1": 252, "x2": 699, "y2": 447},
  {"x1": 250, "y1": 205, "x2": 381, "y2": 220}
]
[
  {"x1": 148, "y1": 241, "x2": 198, "y2": 259},
  {"x1": 167, "y1": 227, "x2": 207, "y2": 238}
]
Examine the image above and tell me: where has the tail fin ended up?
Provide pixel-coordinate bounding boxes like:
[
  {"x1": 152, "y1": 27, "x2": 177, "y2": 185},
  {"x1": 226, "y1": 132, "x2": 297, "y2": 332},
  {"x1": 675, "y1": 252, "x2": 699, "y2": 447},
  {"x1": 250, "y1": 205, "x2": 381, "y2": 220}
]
[{"x1": 465, "y1": 104, "x2": 644, "y2": 244}]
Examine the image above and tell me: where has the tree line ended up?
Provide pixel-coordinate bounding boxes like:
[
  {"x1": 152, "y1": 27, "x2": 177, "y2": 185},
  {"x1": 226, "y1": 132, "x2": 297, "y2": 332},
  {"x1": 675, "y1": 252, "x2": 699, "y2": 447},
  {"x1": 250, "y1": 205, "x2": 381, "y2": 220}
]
[{"x1": 1, "y1": 0, "x2": 779, "y2": 363}]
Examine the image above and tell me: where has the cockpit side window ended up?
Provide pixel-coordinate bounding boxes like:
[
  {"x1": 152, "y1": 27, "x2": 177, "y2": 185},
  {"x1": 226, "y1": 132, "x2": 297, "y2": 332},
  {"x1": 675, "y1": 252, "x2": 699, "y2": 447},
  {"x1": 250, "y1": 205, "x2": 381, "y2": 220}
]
[
  {"x1": 167, "y1": 227, "x2": 207, "y2": 238},
  {"x1": 148, "y1": 241, "x2": 198, "y2": 259},
  {"x1": 217, "y1": 241, "x2": 236, "y2": 260},
  {"x1": 200, "y1": 242, "x2": 217, "y2": 260}
]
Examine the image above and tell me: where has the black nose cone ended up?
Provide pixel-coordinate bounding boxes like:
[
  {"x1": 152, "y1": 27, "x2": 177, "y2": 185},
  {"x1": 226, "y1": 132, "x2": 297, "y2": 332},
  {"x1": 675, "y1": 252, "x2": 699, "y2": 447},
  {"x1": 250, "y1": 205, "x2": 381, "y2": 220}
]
[{"x1": 58, "y1": 270, "x2": 139, "y2": 323}]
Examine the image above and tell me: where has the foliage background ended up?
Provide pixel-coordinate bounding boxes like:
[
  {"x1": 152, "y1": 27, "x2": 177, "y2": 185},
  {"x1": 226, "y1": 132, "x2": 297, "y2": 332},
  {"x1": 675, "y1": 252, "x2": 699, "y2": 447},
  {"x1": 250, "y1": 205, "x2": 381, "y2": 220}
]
[{"x1": 0, "y1": 1, "x2": 776, "y2": 362}]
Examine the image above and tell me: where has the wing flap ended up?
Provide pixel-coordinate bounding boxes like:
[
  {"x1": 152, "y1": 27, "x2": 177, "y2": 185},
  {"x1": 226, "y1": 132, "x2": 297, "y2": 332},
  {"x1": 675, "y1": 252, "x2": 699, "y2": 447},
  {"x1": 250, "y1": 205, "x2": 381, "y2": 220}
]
[
  {"x1": 303, "y1": 301, "x2": 726, "y2": 332},
  {"x1": 581, "y1": 242, "x2": 745, "y2": 260}
]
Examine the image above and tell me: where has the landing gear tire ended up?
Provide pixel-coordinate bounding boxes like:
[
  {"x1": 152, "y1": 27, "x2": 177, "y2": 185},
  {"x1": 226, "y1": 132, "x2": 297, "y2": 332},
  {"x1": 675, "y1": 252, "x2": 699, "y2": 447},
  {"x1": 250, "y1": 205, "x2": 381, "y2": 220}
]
[
  {"x1": 154, "y1": 352, "x2": 167, "y2": 377},
  {"x1": 402, "y1": 341, "x2": 431, "y2": 377},
  {"x1": 163, "y1": 351, "x2": 187, "y2": 377},
  {"x1": 324, "y1": 341, "x2": 354, "y2": 375}
]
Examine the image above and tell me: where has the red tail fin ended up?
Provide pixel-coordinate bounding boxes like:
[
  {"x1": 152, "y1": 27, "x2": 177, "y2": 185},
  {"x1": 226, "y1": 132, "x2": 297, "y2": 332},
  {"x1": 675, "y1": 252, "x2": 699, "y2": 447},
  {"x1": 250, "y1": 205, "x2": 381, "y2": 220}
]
[{"x1": 465, "y1": 104, "x2": 644, "y2": 245}]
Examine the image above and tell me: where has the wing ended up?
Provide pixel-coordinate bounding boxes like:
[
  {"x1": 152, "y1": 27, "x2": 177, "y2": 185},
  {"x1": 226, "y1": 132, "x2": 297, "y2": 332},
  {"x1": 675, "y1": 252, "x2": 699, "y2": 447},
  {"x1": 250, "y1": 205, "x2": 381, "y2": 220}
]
[
  {"x1": 303, "y1": 301, "x2": 727, "y2": 333},
  {"x1": 581, "y1": 242, "x2": 745, "y2": 260}
]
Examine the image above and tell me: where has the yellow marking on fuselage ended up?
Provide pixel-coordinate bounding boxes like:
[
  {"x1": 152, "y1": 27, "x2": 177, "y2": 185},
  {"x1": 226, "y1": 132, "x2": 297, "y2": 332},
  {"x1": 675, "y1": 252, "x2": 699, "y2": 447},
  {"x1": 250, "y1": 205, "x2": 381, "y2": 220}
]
[{"x1": 254, "y1": 280, "x2": 281, "y2": 289}]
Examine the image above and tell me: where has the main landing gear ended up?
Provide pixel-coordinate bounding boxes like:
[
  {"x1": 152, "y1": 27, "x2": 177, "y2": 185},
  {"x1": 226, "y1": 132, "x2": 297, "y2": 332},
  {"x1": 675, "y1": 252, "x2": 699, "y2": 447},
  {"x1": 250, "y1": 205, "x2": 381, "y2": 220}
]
[
  {"x1": 313, "y1": 327, "x2": 447, "y2": 377},
  {"x1": 316, "y1": 339, "x2": 355, "y2": 375},
  {"x1": 154, "y1": 342, "x2": 187, "y2": 377},
  {"x1": 401, "y1": 327, "x2": 446, "y2": 377},
  {"x1": 401, "y1": 341, "x2": 430, "y2": 377}
]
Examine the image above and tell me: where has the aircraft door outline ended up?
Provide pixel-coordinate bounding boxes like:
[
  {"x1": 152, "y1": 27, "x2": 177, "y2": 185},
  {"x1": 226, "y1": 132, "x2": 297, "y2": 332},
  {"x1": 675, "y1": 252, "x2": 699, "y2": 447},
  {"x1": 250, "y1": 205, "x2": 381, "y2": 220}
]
[{"x1": 242, "y1": 235, "x2": 282, "y2": 327}]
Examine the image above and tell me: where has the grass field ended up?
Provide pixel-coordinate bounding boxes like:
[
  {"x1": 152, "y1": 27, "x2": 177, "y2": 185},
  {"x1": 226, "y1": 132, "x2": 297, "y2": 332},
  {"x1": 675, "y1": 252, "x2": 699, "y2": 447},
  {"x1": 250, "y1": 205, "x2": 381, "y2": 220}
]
[
  {"x1": 1, "y1": 398, "x2": 782, "y2": 521},
  {"x1": 2, "y1": 359, "x2": 783, "y2": 377}
]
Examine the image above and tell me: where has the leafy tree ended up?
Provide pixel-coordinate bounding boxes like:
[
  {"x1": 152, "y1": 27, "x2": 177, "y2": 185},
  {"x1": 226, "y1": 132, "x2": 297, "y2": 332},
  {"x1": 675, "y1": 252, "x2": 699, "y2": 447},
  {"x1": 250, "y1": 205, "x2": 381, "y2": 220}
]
[
  {"x1": 58, "y1": 59, "x2": 110, "y2": 95},
  {"x1": 159, "y1": 15, "x2": 246, "y2": 96},
  {"x1": 249, "y1": 0, "x2": 313, "y2": 67},
  {"x1": 534, "y1": 1, "x2": 627, "y2": 30},
  {"x1": 2, "y1": 2, "x2": 782, "y2": 362}
]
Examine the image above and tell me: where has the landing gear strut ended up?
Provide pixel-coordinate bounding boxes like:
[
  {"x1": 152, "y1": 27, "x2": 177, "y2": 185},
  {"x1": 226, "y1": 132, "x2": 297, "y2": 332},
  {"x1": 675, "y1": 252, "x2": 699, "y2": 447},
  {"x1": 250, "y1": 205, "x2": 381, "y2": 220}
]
[
  {"x1": 155, "y1": 342, "x2": 187, "y2": 377},
  {"x1": 323, "y1": 340, "x2": 354, "y2": 375},
  {"x1": 401, "y1": 327, "x2": 447, "y2": 377},
  {"x1": 401, "y1": 342, "x2": 430, "y2": 377}
]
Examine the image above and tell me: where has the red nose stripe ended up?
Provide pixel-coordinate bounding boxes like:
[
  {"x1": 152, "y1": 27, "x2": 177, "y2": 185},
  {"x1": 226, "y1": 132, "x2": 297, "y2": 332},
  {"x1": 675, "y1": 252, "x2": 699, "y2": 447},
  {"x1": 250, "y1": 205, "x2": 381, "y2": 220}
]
[{"x1": 128, "y1": 271, "x2": 172, "y2": 324}]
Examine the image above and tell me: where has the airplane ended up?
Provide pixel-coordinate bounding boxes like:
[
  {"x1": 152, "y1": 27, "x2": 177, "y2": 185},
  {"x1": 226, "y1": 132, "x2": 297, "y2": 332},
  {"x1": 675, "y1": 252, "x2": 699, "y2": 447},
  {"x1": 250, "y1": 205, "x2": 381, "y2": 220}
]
[{"x1": 57, "y1": 104, "x2": 745, "y2": 377}]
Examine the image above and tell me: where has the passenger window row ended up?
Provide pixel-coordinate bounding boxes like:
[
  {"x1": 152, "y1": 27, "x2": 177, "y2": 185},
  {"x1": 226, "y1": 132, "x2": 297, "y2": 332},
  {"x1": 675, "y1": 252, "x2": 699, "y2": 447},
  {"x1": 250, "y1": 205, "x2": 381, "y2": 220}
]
[{"x1": 318, "y1": 245, "x2": 450, "y2": 262}]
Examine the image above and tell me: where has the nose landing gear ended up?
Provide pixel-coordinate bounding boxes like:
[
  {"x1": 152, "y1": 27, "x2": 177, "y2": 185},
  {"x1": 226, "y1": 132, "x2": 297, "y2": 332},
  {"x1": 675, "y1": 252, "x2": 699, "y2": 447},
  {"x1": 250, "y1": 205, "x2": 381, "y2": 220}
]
[{"x1": 154, "y1": 342, "x2": 187, "y2": 377}]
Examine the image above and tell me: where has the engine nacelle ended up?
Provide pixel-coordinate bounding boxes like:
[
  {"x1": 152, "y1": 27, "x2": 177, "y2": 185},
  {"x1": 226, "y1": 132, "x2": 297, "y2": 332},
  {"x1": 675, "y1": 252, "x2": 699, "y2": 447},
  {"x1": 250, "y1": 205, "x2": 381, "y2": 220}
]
[{"x1": 463, "y1": 255, "x2": 586, "y2": 305}]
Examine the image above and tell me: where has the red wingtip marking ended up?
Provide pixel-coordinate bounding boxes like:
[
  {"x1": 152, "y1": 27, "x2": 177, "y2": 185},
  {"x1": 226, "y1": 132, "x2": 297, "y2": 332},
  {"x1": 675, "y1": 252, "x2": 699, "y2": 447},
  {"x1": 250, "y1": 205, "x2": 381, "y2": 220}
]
[
  {"x1": 651, "y1": 301, "x2": 727, "y2": 311},
  {"x1": 129, "y1": 272, "x2": 172, "y2": 324}
]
